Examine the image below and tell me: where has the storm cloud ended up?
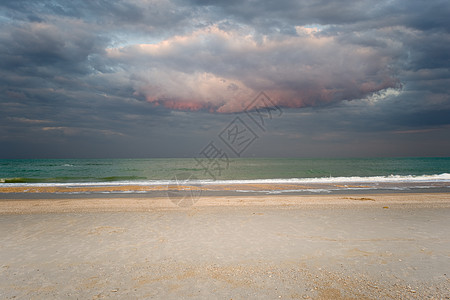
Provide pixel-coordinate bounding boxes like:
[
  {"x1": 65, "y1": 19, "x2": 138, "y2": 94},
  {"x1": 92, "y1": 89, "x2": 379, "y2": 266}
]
[{"x1": 0, "y1": 0, "x2": 449, "y2": 157}]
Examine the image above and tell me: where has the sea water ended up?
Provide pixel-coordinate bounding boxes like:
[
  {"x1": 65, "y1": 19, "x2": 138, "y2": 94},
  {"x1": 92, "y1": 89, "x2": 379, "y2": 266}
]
[{"x1": 1, "y1": 157, "x2": 449, "y2": 193}]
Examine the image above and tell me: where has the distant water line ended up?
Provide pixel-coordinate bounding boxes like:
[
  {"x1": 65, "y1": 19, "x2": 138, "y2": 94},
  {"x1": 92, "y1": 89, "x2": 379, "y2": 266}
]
[{"x1": 1, "y1": 157, "x2": 449, "y2": 185}]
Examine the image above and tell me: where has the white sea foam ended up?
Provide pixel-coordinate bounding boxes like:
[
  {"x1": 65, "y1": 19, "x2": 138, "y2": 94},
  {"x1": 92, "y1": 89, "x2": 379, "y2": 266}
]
[
  {"x1": 265, "y1": 189, "x2": 333, "y2": 194},
  {"x1": 2, "y1": 173, "x2": 449, "y2": 187},
  {"x1": 235, "y1": 189, "x2": 333, "y2": 194},
  {"x1": 206, "y1": 173, "x2": 450, "y2": 185}
]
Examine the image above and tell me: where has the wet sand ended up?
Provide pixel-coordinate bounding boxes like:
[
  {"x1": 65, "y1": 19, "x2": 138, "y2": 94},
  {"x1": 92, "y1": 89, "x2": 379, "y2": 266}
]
[
  {"x1": 0, "y1": 181, "x2": 448, "y2": 195},
  {"x1": 0, "y1": 193, "x2": 449, "y2": 299}
]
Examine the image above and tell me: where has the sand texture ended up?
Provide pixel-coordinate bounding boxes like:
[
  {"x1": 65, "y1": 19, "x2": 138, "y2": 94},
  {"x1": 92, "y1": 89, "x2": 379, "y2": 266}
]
[{"x1": 0, "y1": 193, "x2": 449, "y2": 299}]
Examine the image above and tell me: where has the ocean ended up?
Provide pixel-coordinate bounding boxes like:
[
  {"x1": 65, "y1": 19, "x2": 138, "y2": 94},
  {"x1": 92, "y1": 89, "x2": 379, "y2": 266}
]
[{"x1": 1, "y1": 158, "x2": 449, "y2": 195}]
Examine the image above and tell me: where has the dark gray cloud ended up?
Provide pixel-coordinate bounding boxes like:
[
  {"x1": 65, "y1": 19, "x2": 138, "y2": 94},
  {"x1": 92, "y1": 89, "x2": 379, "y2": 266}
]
[{"x1": 0, "y1": 0, "x2": 449, "y2": 158}]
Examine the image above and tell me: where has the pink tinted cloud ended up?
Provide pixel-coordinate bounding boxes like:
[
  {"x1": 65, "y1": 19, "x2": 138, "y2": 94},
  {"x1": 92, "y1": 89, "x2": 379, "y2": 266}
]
[{"x1": 109, "y1": 26, "x2": 400, "y2": 112}]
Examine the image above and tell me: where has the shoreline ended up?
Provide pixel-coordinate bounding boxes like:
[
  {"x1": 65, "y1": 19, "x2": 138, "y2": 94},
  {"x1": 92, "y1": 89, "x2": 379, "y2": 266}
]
[
  {"x1": 0, "y1": 180, "x2": 449, "y2": 200},
  {"x1": 1, "y1": 192, "x2": 450, "y2": 214}
]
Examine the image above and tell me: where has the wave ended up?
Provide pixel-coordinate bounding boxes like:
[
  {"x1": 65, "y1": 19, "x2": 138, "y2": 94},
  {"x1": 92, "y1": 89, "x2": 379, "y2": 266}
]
[
  {"x1": 100, "y1": 176, "x2": 147, "y2": 182},
  {"x1": 1, "y1": 177, "x2": 53, "y2": 183},
  {"x1": 1, "y1": 173, "x2": 449, "y2": 187},
  {"x1": 206, "y1": 173, "x2": 450, "y2": 184}
]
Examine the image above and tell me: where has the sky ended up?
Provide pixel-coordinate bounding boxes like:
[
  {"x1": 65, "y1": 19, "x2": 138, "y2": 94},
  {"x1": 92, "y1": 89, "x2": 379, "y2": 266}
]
[{"x1": 0, "y1": 0, "x2": 449, "y2": 158}]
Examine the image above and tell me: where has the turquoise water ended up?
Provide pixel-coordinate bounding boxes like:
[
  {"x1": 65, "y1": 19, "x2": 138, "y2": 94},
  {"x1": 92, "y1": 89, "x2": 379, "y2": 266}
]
[{"x1": 1, "y1": 157, "x2": 449, "y2": 184}]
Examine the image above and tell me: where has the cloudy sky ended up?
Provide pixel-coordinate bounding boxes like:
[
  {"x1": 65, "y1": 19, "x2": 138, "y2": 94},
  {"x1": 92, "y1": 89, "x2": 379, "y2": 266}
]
[{"x1": 1, "y1": 0, "x2": 449, "y2": 158}]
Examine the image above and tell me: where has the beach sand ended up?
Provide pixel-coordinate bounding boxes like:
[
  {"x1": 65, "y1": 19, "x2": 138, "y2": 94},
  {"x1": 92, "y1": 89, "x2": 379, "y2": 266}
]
[{"x1": 0, "y1": 193, "x2": 449, "y2": 299}]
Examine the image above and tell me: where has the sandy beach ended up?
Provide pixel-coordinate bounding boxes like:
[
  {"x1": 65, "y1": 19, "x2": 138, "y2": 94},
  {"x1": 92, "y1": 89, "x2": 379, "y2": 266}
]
[{"x1": 1, "y1": 193, "x2": 449, "y2": 299}]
